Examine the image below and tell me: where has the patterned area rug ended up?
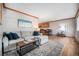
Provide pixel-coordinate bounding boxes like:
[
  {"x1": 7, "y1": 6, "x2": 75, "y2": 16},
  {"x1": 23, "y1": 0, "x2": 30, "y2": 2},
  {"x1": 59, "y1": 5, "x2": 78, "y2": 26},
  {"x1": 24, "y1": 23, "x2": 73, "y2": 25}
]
[{"x1": 4, "y1": 40, "x2": 64, "y2": 56}]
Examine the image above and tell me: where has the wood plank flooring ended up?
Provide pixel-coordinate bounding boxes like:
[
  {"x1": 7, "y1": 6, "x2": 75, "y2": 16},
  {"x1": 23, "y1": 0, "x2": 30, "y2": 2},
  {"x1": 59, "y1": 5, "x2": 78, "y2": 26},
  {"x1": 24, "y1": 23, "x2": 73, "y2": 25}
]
[{"x1": 48, "y1": 36, "x2": 79, "y2": 56}]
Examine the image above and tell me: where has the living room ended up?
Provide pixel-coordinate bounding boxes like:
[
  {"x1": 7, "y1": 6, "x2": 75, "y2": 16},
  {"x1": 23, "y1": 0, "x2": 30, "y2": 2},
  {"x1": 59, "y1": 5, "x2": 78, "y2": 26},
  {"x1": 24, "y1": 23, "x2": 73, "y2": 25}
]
[{"x1": 0, "y1": 3, "x2": 79, "y2": 56}]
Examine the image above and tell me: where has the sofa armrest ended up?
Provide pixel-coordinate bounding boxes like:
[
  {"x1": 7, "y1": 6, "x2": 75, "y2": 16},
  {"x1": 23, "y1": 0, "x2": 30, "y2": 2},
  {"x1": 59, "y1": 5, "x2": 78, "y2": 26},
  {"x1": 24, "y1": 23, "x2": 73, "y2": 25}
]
[{"x1": 38, "y1": 36, "x2": 48, "y2": 45}]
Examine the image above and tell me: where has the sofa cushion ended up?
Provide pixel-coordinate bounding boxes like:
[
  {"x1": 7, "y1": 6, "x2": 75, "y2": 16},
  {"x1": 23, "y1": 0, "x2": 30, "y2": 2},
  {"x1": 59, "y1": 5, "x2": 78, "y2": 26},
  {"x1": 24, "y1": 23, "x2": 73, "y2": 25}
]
[
  {"x1": 24, "y1": 36, "x2": 34, "y2": 41},
  {"x1": 33, "y1": 31, "x2": 40, "y2": 36},
  {"x1": 9, "y1": 38, "x2": 24, "y2": 44},
  {"x1": 10, "y1": 32, "x2": 19, "y2": 39},
  {"x1": 5, "y1": 33, "x2": 13, "y2": 40}
]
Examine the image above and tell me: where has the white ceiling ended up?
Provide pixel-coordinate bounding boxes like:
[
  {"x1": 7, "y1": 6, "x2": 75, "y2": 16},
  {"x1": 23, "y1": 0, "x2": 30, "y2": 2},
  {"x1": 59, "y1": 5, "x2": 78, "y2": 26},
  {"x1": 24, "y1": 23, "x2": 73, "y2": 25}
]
[{"x1": 5, "y1": 3, "x2": 78, "y2": 23}]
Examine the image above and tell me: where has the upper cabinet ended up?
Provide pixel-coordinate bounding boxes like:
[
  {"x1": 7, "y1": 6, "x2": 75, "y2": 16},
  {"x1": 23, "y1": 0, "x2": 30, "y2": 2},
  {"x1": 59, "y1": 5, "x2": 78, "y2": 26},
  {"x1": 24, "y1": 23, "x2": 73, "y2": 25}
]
[
  {"x1": 0, "y1": 3, "x2": 3, "y2": 25},
  {"x1": 38, "y1": 22, "x2": 49, "y2": 28}
]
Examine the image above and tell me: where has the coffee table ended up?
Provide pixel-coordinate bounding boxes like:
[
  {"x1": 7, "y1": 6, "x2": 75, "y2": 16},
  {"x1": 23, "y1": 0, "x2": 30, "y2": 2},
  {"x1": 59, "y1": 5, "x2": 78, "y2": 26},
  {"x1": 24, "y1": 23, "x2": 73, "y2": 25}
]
[{"x1": 16, "y1": 40, "x2": 36, "y2": 56}]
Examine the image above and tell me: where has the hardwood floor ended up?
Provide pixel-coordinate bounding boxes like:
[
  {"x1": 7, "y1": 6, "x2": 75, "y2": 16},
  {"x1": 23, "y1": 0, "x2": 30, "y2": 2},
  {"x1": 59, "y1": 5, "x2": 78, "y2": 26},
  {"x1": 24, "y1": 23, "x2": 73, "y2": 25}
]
[{"x1": 48, "y1": 36, "x2": 79, "y2": 56}]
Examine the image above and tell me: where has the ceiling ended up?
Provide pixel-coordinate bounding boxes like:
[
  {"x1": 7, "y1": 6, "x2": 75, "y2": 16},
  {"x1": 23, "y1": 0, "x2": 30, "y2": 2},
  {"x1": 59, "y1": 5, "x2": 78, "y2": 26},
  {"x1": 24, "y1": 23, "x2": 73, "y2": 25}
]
[{"x1": 5, "y1": 3, "x2": 79, "y2": 23}]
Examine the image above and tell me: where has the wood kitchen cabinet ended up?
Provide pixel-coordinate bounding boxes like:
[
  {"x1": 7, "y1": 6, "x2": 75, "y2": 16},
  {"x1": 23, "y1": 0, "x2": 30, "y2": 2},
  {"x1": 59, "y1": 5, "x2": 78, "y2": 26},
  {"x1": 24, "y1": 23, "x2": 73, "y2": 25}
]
[{"x1": 38, "y1": 22, "x2": 49, "y2": 28}]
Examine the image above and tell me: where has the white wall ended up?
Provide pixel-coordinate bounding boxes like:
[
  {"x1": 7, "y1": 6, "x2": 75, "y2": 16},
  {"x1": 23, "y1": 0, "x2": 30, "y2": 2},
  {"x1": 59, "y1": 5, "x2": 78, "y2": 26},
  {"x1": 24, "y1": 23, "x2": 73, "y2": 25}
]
[
  {"x1": 75, "y1": 15, "x2": 79, "y2": 42},
  {"x1": 0, "y1": 14, "x2": 3, "y2": 56},
  {"x1": 0, "y1": 32, "x2": 2, "y2": 56},
  {"x1": 3, "y1": 9, "x2": 38, "y2": 32},
  {"x1": 0, "y1": 23, "x2": 3, "y2": 56},
  {"x1": 49, "y1": 19, "x2": 75, "y2": 37}
]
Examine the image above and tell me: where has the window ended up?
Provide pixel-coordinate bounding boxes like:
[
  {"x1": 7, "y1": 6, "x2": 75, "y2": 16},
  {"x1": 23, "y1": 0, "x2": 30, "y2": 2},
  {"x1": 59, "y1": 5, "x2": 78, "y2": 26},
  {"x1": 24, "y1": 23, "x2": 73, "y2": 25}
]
[
  {"x1": 59, "y1": 24, "x2": 65, "y2": 31},
  {"x1": 77, "y1": 16, "x2": 79, "y2": 31},
  {"x1": 18, "y1": 19, "x2": 33, "y2": 27}
]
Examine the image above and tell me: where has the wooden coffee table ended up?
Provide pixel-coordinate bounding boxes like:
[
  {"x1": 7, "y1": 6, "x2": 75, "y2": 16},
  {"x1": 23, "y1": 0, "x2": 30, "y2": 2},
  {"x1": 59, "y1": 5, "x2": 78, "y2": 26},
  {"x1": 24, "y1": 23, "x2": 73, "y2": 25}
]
[{"x1": 16, "y1": 40, "x2": 36, "y2": 56}]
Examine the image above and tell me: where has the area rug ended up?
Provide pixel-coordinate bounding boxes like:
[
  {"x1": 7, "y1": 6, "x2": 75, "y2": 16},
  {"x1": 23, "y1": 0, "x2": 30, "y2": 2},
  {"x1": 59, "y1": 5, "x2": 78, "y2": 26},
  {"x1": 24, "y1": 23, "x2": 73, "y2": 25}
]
[{"x1": 4, "y1": 40, "x2": 64, "y2": 56}]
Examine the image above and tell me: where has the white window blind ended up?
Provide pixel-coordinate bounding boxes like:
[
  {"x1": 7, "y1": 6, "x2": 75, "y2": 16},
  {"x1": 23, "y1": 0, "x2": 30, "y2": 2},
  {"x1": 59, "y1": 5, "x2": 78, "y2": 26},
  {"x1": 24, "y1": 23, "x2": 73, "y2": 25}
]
[{"x1": 18, "y1": 19, "x2": 32, "y2": 27}]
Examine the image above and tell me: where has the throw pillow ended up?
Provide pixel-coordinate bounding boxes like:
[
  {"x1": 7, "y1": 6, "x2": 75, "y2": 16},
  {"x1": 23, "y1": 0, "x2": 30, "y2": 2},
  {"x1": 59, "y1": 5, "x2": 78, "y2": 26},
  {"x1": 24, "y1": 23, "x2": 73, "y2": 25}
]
[{"x1": 10, "y1": 32, "x2": 20, "y2": 39}]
